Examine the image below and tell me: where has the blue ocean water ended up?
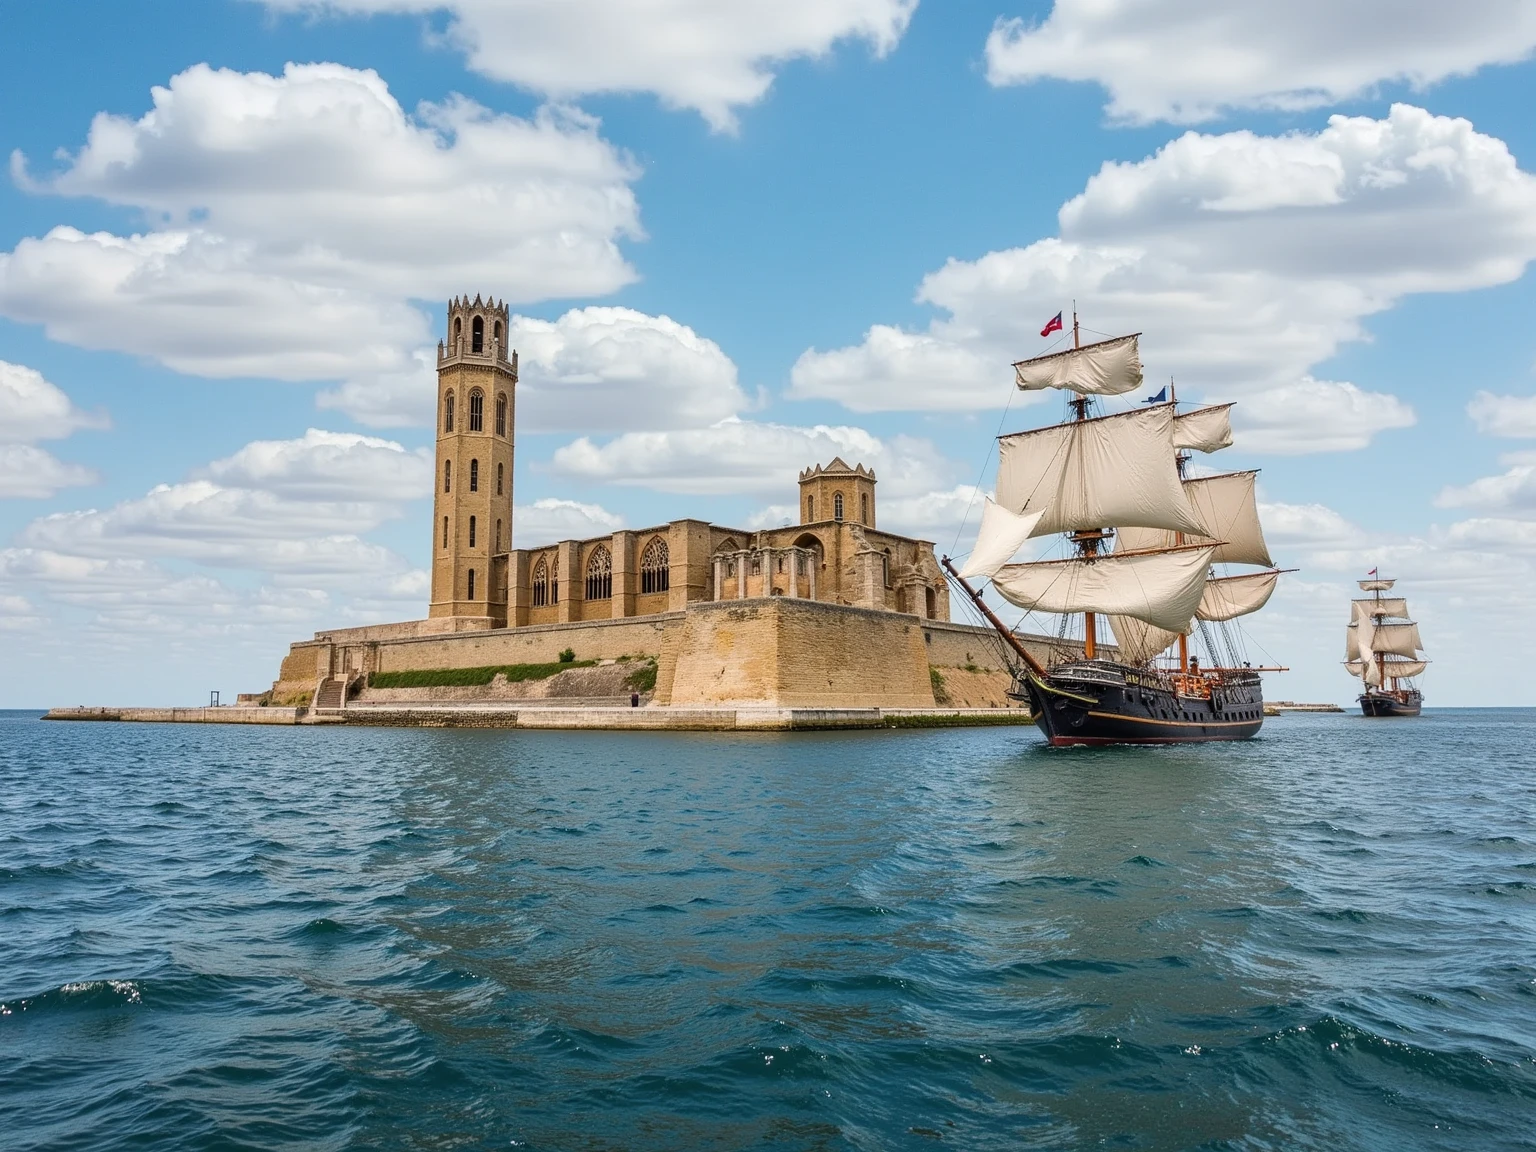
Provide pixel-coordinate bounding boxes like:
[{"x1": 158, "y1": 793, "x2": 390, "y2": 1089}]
[{"x1": 1, "y1": 709, "x2": 1534, "y2": 1151}]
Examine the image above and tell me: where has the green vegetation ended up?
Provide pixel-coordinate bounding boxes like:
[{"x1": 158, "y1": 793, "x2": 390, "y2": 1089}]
[
  {"x1": 625, "y1": 661, "x2": 658, "y2": 693},
  {"x1": 558, "y1": 648, "x2": 576, "y2": 663},
  {"x1": 883, "y1": 710, "x2": 1035, "y2": 728},
  {"x1": 929, "y1": 666, "x2": 951, "y2": 706},
  {"x1": 369, "y1": 661, "x2": 596, "y2": 689}
]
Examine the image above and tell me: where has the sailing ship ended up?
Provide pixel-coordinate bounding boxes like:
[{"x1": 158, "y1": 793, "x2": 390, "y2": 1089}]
[
  {"x1": 1346, "y1": 576, "x2": 1427, "y2": 716},
  {"x1": 944, "y1": 314, "x2": 1290, "y2": 746}
]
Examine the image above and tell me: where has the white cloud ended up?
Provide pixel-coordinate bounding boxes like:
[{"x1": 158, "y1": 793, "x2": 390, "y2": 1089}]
[
  {"x1": 512, "y1": 497, "x2": 624, "y2": 547},
  {"x1": 1467, "y1": 390, "x2": 1536, "y2": 437},
  {"x1": 791, "y1": 106, "x2": 1534, "y2": 453},
  {"x1": 200, "y1": 428, "x2": 431, "y2": 501},
  {"x1": 1235, "y1": 378, "x2": 1416, "y2": 454},
  {"x1": 263, "y1": 0, "x2": 916, "y2": 131},
  {"x1": 1435, "y1": 451, "x2": 1536, "y2": 513},
  {"x1": 0, "y1": 64, "x2": 643, "y2": 424},
  {"x1": 984, "y1": 0, "x2": 1536, "y2": 125},
  {"x1": 0, "y1": 359, "x2": 105, "y2": 443},
  {"x1": 0, "y1": 445, "x2": 98, "y2": 500},
  {"x1": 549, "y1": 416, "x2": 954, "y2": 498}
]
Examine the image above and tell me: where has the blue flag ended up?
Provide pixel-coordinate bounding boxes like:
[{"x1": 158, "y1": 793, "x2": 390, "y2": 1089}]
[{"x1": 1145, "y1": 386, "x2": 1168, "y2": 404}]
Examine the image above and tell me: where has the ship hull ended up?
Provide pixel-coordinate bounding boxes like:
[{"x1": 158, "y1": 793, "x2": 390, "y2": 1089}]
[
  {"x1": 1358, "y1": 690, "x2": 1422, "y2": 718},
  {"x1": 1015, "y1": 661, "x2": 1264, "y2": 747}
]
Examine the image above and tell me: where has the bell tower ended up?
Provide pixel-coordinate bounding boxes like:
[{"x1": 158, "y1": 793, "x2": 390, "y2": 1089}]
[{"x1": 430, "y1": 294, "x2": 517, "y2": 626}]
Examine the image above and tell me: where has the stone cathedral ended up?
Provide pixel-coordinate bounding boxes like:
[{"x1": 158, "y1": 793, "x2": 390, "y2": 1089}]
[{"x1": 268, "y1": 295, "x2": 1011, "y2": 711}]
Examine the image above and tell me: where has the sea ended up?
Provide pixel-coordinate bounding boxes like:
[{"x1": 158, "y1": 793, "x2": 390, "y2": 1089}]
[{"x1": 1, "y1": 708, "x2": 1533, "y2": 1151}]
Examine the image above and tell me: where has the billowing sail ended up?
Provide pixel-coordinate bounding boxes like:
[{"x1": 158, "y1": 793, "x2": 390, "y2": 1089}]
[
  {"x1": 991, "y1": 545, "x2": 1217, "y2": 633},
  {"x1": 997, "y1": 405, "x2": 1210, "y2": 539},
  {"x1": 1380, "y1": 658, "x2": 1428, "y2": 678},
  {"x1": 1014, "y1": 334, "x2": 1142, "y2": 396},
  {"x1": 1371, "y1": 622, "x2": 1424, "y2": 659},
  {"x1": 1359, "y1": 578, "x2": 1395, "y2": 592},
  {"x1": 958, "y1": 499, "x2": 1045, "y2": 579},
  {"x1": 1351, "y1": 602, "x2": 1381, "y2": 686},
  {"x1": 1113, "y1": 471, "x2": 1271, "y2": 567},
  {"x1": 1108, "y1": 615, "x2": 1182, "y2": 664},
  {"x1": 1352, "y1": 597, "x2": 1408, "y2": 619},
  {"x1": 1197, "y1": 569, "x2": 1279, "y2": 621},
  {"x1": 1172, "y1": 404, "x2": 1234, "y2": 453}
]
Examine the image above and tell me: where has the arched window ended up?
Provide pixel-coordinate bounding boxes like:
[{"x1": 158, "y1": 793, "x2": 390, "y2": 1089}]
[
  {"x1": 442, "y1": 516, "x2": 448, "y2": 549},
  {"x1": 443, "y1": 391, "x2": 455, "y2": 432},
  {"x1": 532, "y1": 557, "x2": 549, "y2": 606},
  {"x1": 469, "y1": 516, "x2": 476, "y2": 547},
  {"x1": 585, "y1": 546, "x2": 612, "y2": 601},
  {"x1": 495, "y1": 519, "x2": 502, "y2": 552},
  {"x1": 469, "y1": 390, "x2": 484, "y2": 432},
  {"x1": 925, "y1": 586, "x2": 937, "y2": 619},
  {"x1": 496, "y1": 463, "x2": 503, "y2": 495},
  {"x1": 471, "y1": 315, "x2": 484, "y2": 353},
  {"x1": 641, "y1": 537, "x2": 669, "y2": 594},
  {"x1": 834, "y1": 492, "x2": 844, "y2": 521},
  {"x1": 861, "y1": 493, "x2": 869, "y2": 525},
  {"x1": 469, "y1": 459, "x2": 479, "y2": 492},
  {"x1": 453, "y1": 317, "x2": 462, "y2": 346},
  {"x1": 496, "y1": 394, "x2": 507, "y2": 436},
  {"x1": 468, "y1": 568, "x2": 476, "y2": 598},
  {"x1": 883, "y1": 548, "x2": 892, "y2": 588},
  {"x1": 493, "y1": 320, "x2": 503, "y2": 347},
  {"x1": 806, "y1": 496, "x2": 814, "y2": 521},
  {"x1": 551, "y1": 561, "x2": 558, "y2": 603},
  {"x1": 444, "y1": 460, "x2": 451, "y2": 492}
]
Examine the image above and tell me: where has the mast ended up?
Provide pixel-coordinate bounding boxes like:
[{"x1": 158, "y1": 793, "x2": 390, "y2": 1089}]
[
  {"x1": 1067, "y1": 307, "x2": 1100, "y2": 661},
  {"x1": 1171, "y1": 378, "x2": 1190, "y2": 674}
]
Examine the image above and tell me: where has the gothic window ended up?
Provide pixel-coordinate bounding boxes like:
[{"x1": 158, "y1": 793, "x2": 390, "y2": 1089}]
[
  {"x1": 641, "y1": 537, "x2": 669, "y2": 594},
  {"x1": 883, "y1": 548, "x2": 892, "y2": 588},
  {"x1": 469, "y1": 390, "x2": 484, "y2": 432},
  {"x1": 495, "y1": 519, "x2": 502, "y2": 552},
  {"x1": 496, "y1": 463, "x2": 503, "y2": 495},
  {"x1": 585, "y1": 546, "x2": 612, "y2": 601},
  {"x1": 834, "y1": 492, "x2": 844, "y2": 521},
  {"x1": 806, "y1": 496, "x2": 814, "y2": 521},
  {"x1": 469, "y1": 459, "x2": 479, "y2": 492},
  {"x1": 496, "y1": 394, "x2": 507, "y2": 436},
  {"x1": 750, "y1": 556, "x2": 761, "y2": 576},
  {"x1": 453, "y1": 317, "x2": 461, "y2": 346},
  {"x1": 469, "y1": 516, "x2": 476, "y2": 547},
  {"x1": 861, "y1": 493, "x2": 869, "y2": 524},
  {"x1": 442, "y1": 516, "x2": 448, "y2": 549},
  {"x1": 444, "y1": 391, "x2": 455, "y2": 432},
  {"x1": 493, "y1": 320, "x2": 503, "y2": 347},
  {"x1": 532, "y1": 557, "x2": 548, "y2": 606},
  {"x1": 468, "y1": 568, "x2": 476, "y2": 598},
  {"x1": 552, "y1": 562, "x2": 558, "y2": 603},
  {"x1": 472, "y1": 316, "x2": 484, "y2": 353},
  {"x1": 444, "y1": 460, "x2": 451, "y2": 492},
  {"x1": 925, "y1": 586, "x2": 937, "y2": 619}
]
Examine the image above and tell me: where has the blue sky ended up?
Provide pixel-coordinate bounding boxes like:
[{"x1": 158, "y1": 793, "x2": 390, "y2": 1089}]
[{"x1": 2, "y1": 0, "x2": 1535, "y2": 707}]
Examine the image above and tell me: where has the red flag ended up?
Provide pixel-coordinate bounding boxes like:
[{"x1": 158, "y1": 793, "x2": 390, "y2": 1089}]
[
  {"x1": 1367, "y1": 568, "x2": 1377, "y2": 576},
  {"x1": 1040, "y1": 312, "x2": 1063, "y2": 337}
]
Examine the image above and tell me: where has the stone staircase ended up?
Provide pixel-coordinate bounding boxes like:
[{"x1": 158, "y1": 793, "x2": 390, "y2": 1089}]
[{"x1": 311, "y1": 676, "x2": 350, "y2": 713}]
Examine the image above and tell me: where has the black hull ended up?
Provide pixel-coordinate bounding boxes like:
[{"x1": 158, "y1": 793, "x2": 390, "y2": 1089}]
[
  {"x1": 1359, "y1": 690, "x2": 1422, "y2": 717},
  {"x1": 1016, "y1": 661, "x2": 1265, "y2": 747}
]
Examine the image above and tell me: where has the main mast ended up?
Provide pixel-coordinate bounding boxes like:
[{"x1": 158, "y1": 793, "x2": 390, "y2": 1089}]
[{"x1": 1066, "y1": 309, "x2": 1102, "y2": 661}]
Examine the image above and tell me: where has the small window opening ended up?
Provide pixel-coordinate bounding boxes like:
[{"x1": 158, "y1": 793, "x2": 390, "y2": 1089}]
[
  {"x1": 806, "y1": 496, "x2": 814, "y2": 521},
  {"x1": 495, "y1": 519, "x2": 502, "y2": 552},
  {"x1": 495, "y1": 394, "x2": 507, "y2": 437},
  {"x1": 471, "y1": 316, "x2": 484, "y2": 353},
  {"x1": 493, "y1": 320, "x2": 503, "y2": 347},
  {"x1": 453, "y1": 317, "x2": 462, "y2": 346},
  {"x1": 861, "y1": 493, "x2": 869, "y2": 525},
  {"x1": 444, "y1": 392, "x2": 455, "y2": 432},
  {"x1": 444, "y1": 460, "x2": 451, "y2": 492},
  {"x1": 469, "y1": 459, "x2": 479, "y2": 492},
  {"x1": 834, "y1": 492, "x2": 844, "y2": 521},
  {"x1": 469, "y1": 390, "x2": 483, "y2": 432},
  {"x1": 496, "y1": 463, "x2": 503, "y2": 495},
  {"x1": 468, "y1": 568, "x2": 476, "y2": 598},
  {"x1": 469, "y1": 516, "x2": 476, "y2": 548},
  {"x1": 442, "y1": 516, "x2": 448, "y2": 548}
]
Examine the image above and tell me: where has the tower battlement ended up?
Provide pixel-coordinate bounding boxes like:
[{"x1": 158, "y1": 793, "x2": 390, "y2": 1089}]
[{"x1": 438, "y1": 294, "x2": 516, "y2": 371}]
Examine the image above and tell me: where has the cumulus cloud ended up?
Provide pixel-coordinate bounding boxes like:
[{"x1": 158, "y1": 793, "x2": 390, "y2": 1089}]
[
  {"x1": 512, "y1": 497, "x2": 624, "y2": 547},
  {"x1": 200, "y1": 428, "x2": 432, "y2": 501},
  {"x1": 549, "y1": 416, "x2": 954, "y2": 498},
  {"x1": 1434, "y1": 451, "x2": 1536, "y2": 513},
  {"x1": 791, "y1": 106, "x2": 1535, "y2": 452},
  {"x1": 262, "y1": 0, "x2": 916, "y2": 131},
  {"x1": 0, "y1": 445, "x2": 99, "y2": 500},
  {"x1": 0, "y1": 63, "x2": 643, "y2": 424},
  {"x1": 984, "y1": 0, "x2": 1536, "y2": 124},
  {"x1": 1467, "y1": 390, "x2": 1536, "y2": 437},
  {"x1": 0, "y1": 359, "x2": 104, "y2": 498},
  {"x1": 1235, "y1": 379, "x2": 1416, "y2": 454}
]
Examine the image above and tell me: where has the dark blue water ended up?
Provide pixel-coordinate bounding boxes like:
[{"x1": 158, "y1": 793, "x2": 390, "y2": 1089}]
[{"x1": 2, "y1": 709, "x2": 1534, "y2": 1150}]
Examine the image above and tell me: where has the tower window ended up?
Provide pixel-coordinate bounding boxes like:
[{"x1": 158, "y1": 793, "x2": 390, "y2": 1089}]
[
  {"x1": 469, "y1": 459, "x2": 479, "y2": 492},
  {"x1": 806, "y1": 496, "x2": 814, "y2": 521},
  {"x1": 585, "y1": 545, "x2": 612, "y2": 601},
  {"x1": 442, "y1": 516, "x2": 448, "y2": 549},
  {"x1": 444, "y1": 460, "x2": 451, "y2": 492},
  {"x1": 468, "y1": 568, "x2": 476, "y2": 599},
  {"x1": 861, "y1": 493, "x2": 869, "y2": 525},
  {"x1": 453, "y1": 317, "x2": 461, "y2": 346},
  {"x1": 552, "y1": 562, "x2": 558, "y2": 603},
  {"x1": 496, "y1": 394, "x2": 507, "y2": 437},
  {"x1": 496, "y1": 462, "x2": 503, "y2": 495},
  {"x1": 641, "y1": 537, "x2": 670, "y2": 594},
  {"x1": 472, "y1": 316, "x2": 484, "y2": 353},
  {"x1": 834, "y1": 492, "x2": 844, "y2": 521},
  {"x1": 494, "y1": 320, "x2": 503, "y2": 347},
  {"x1": 469, "y1": 390, "x2": 484, "y2": 432},
  {"x1": 469, "y1": 516, "x2": 476, "y2": 547},
  {"x1": 444, "y1": 391, "x2": 455, "y2": 432},
  {"x1": 532, "y1": 557, "x2": 549, "y2": 606},
  {"x1": 883, "y1": 548, "x2": 892, "y2": 588},
  {"x1": 495, "y1": 519, "x2": 502, "y2": 552}
]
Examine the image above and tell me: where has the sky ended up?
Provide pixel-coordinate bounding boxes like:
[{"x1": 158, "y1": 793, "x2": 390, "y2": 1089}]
[{"x1": 2, "y1": 0, "x2": 1536, "y2": 708}]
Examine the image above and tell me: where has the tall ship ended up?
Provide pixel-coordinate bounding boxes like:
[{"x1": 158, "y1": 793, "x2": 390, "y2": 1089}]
[
  {"x1": 1346, "y1": 575, "x2": 1427, "y2": 716},
  {"x1": 944, "y1": 314, "x2": 1290, "y2": 746}
]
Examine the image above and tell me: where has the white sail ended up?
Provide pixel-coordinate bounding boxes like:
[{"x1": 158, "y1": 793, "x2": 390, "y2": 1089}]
[
  {"x1": 1345, "y1": 623, "x2": 1361, "y2": 662},
  {"x1": 1172, "y1": 404, "x2": 1234, "y2": 453},
  {"x1": 1014, "y1": 333, "x2": 1142, "y2": 396},
  {"x1": 1352, "y1": 597, "x2": 1408, "y2": 619},
  {"x1": 1358, "y1": 578, "x2": 1396, "y2": 592},
  {"x1": 1352, "y1": 602, "x2": 1381, "y2": 686},
  {"x1": 958, "y1": 499, "x2": 1045, "y2": 579},
  {"x1": 1371, "y1": 621, "x2": 1424, "y2": 659},
  {"x1": 997, "y1": 405, "x2": 1210, "y2": 539},
  {"x1": 1380, "y1": 658, "x2": 1428, "y2": 678},
  {"x1": 1108, "y1": 615, "x2": 1182, "y2": 664},
  {"x1": 1197, "y1": 569, "x2": 1279, "y2": 621},
  {"x1": 991, "y1": 545, "x2": 1217, "y2": 633},
  {"x1": 1112, "y1": 471, "x2": 1271, "y2": 567}
]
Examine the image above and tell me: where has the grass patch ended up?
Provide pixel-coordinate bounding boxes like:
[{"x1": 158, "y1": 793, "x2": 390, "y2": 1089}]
[
  {"x1": 369, "y1": 661, "x2": 596, "y2": 689},
  {"x1": 929, "y1": 666, "x2": 951, "y2": 707},
  {"x1": 625, "y1": 661, "x2": 657, "y2": 693},
  {"x1": 883, "y1": 711, "x2": 1035, "y2": 728}
]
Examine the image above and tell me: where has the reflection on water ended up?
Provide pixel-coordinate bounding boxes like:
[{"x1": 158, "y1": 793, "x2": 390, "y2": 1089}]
[{"x1": 2, "y1": 711, "x2": 1534, "y2": 1150}]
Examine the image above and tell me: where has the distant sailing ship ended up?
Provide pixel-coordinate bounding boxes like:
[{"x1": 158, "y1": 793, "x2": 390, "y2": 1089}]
[
  {"x1": 1346, "y1": 574, "x2": 1427, "y2": 717},
  {"x1": 944, "y1": 313, "x2": 1290, "y2": 746}
]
